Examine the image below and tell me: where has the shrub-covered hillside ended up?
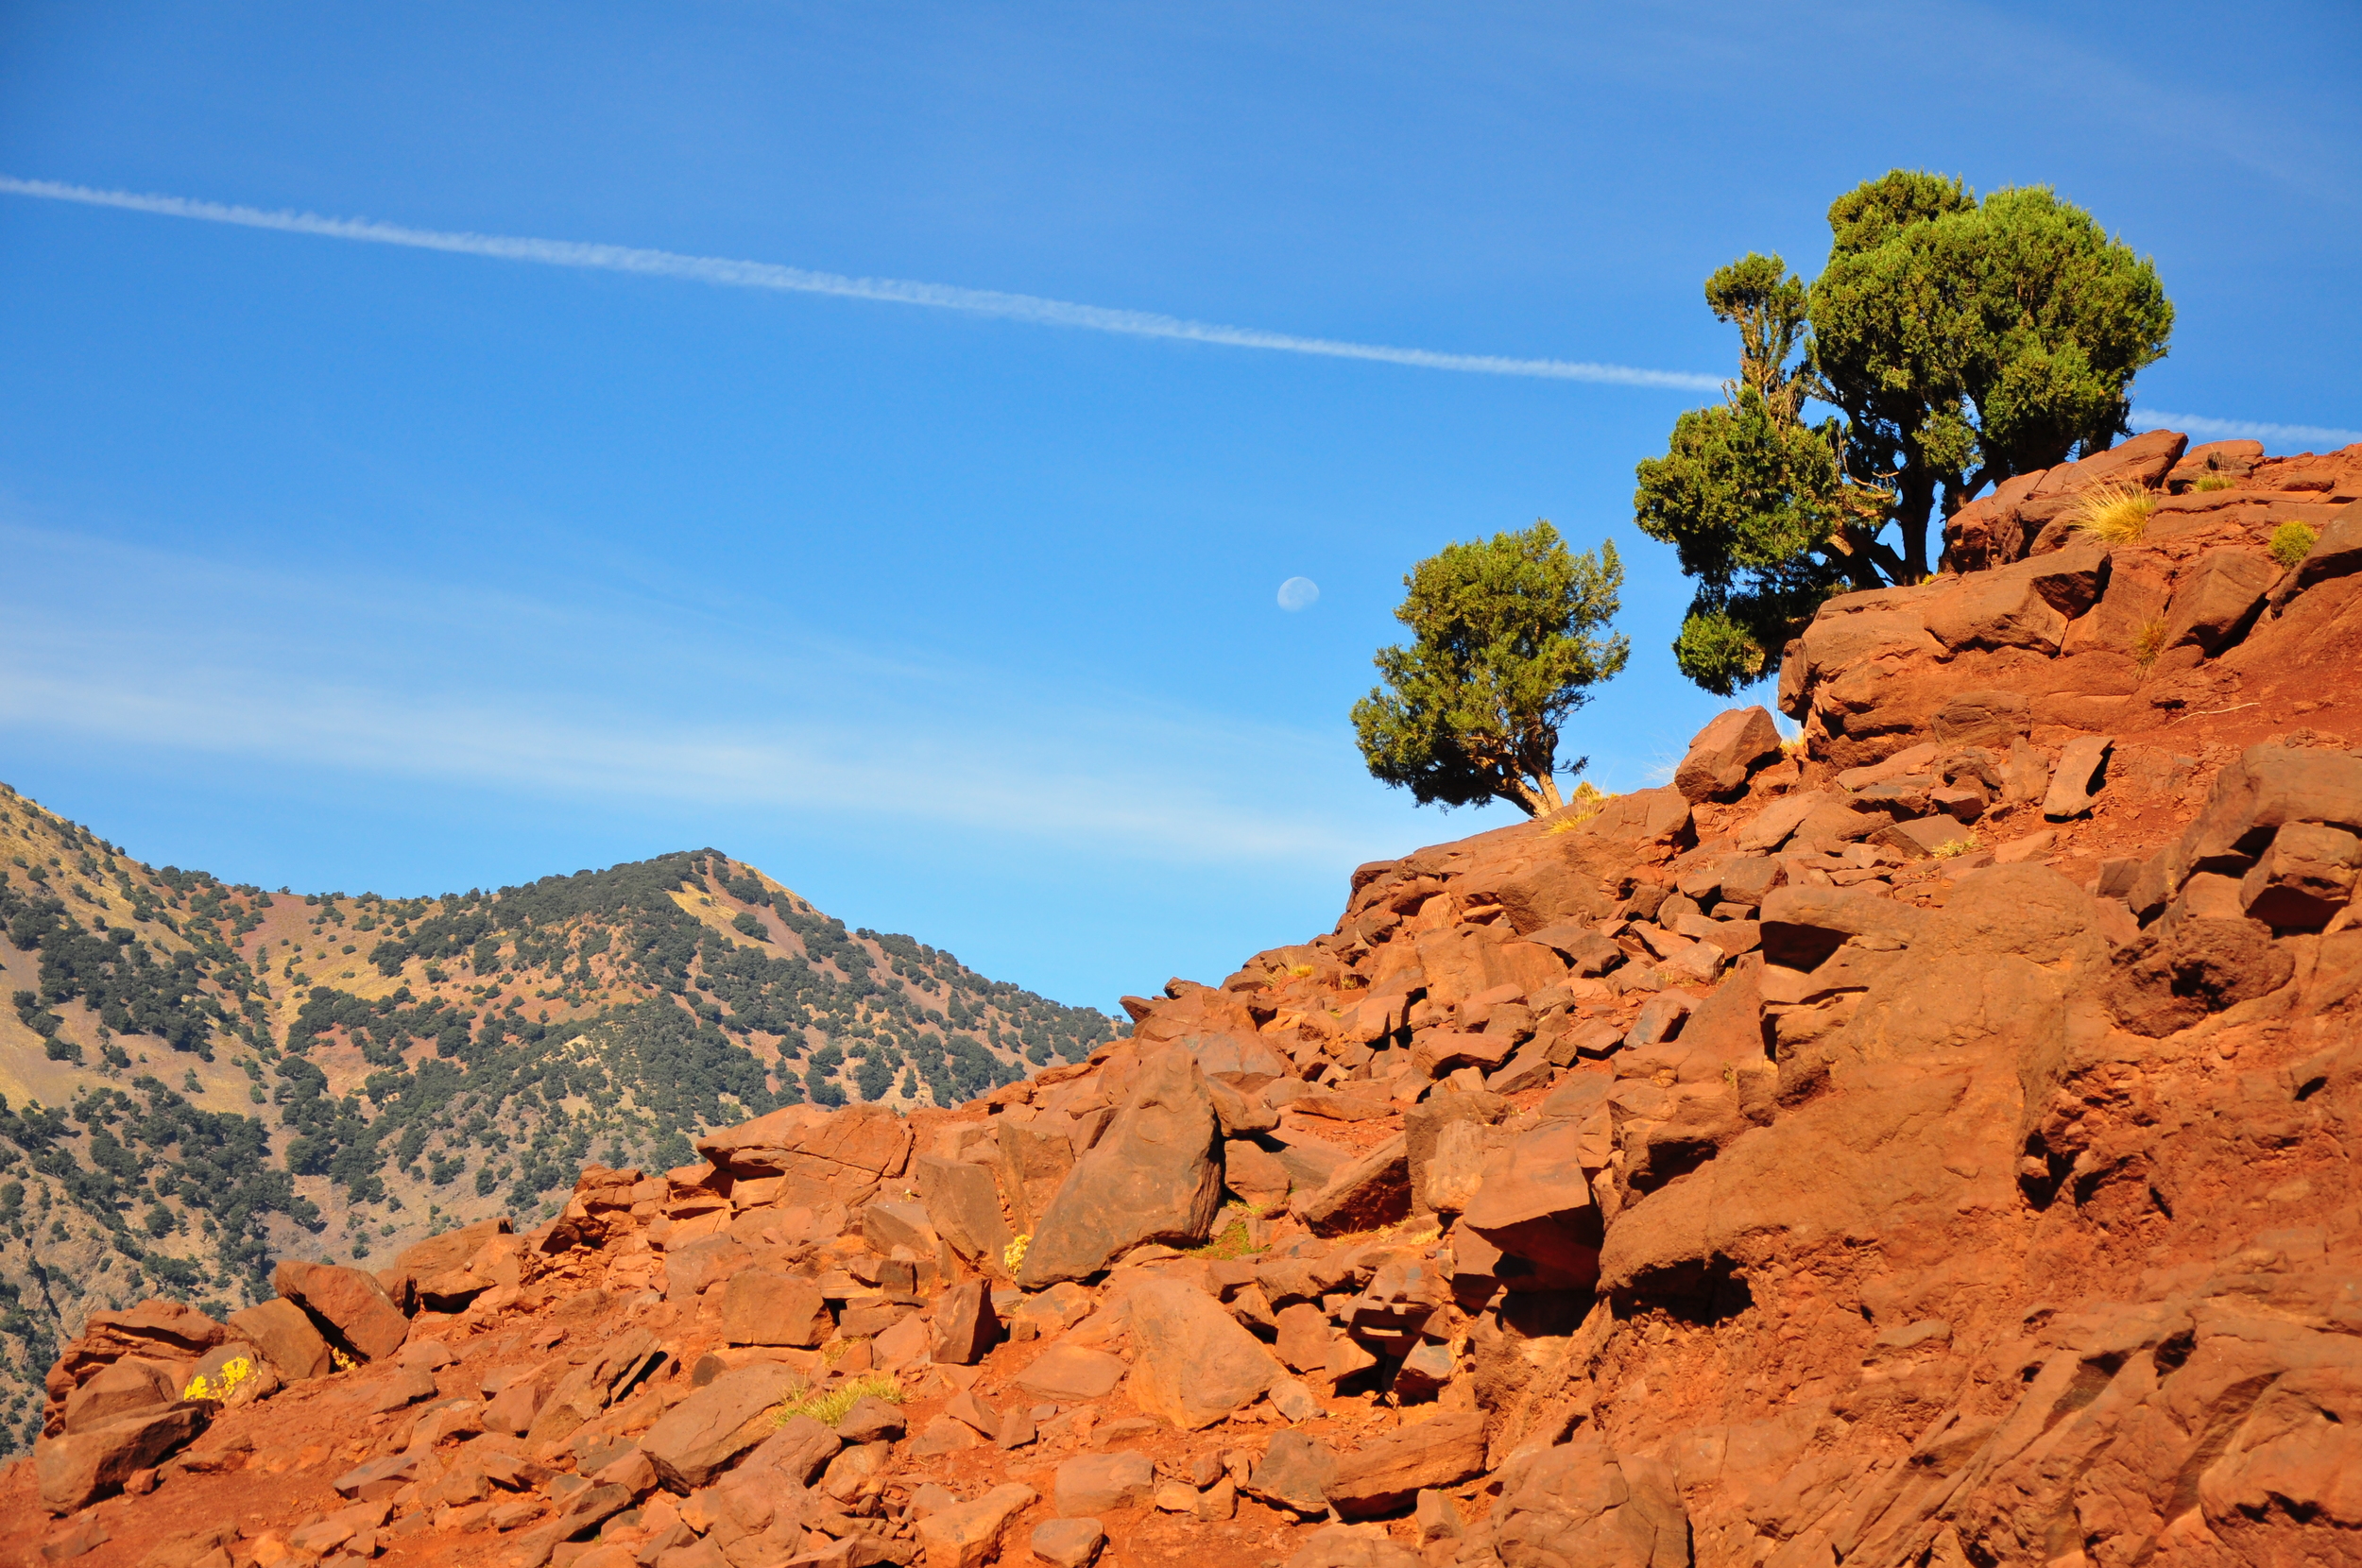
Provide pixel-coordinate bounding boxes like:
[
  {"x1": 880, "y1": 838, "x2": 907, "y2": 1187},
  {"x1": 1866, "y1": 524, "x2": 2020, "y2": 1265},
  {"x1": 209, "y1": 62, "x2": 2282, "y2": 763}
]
[{"x1": 0, "y1": 780, "x2": 1120, "y2": 1454}]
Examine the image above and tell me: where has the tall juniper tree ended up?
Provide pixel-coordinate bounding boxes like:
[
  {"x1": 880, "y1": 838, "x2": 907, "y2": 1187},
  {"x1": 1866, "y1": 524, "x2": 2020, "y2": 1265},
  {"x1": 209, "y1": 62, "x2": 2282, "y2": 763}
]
[{"x1": 1635, "y1": 170, "x2": 2173, "y2": 695}]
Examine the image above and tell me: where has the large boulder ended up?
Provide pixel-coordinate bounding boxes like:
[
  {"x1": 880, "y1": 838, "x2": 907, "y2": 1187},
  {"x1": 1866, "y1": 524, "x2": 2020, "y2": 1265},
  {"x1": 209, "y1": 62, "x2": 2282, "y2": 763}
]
[
  {"x1": 36, "y1": 1403, "x2": 209, "y2": 1514},
  {"x1": 2270, "y1": 497, "x2": 2362, "y2": 606},
  {"x1": 641, "y1": 1362, "x2": 813, "y2": 1491},
  {"x1": 994, "y1": 1120, "x2": 1077, "y2": 1235},
  {"x1": 1459, "y1": 1121, "x2": 1602, "y2": 1291},
  {"x1": 225, "y1": 1299, "x2": 333, "y2": 1380},
  {"x1": 1672, "y1": 707, "x2": 1786, "y2": 803},
  {"x1": 717, "y1": 1272, "x2": 830, "y2": 1349},
  {"x1": 1123, "y1": 1276, "x2": 1284, "y2": 1430},
  {"x1": 2129, "y1": 744, "x2": 2362, "y2": 919},
  {"x1": 1298, "y1": 1134, "x2": 1411, "y2": 1237},
  {"x1": 60, "y1": 1358, "x2": 177, "y2": 1434},
  {"x1": 273, "y1": 1260, "x2": 409, "y2": 1362},
  {"x1": 2161, "y1": 547, "x2": 2276, "y2": 657},
  {"x1": 914, "y1": 1154, "x2": 1016, "y2": 1272},
  {"x1": 1055, "y1": 1452, "x2": 1154, "y2": 1516},
  {"x1": 695, "y1": 1102, "x2": 912, "y2": 1208},
  {"x1": 43, "y1": 1300, "x2": 228, "y2": 1417},
  {"x1": 1018, "y1": 1046, "x2": 1222, "y2": 1286},
  {"x1": 390, "y1": 1218, "x2": 512, "y2": 1285},
  {"x1": 1758, "y1": 886, "x2": 1928, "y2": 972}
]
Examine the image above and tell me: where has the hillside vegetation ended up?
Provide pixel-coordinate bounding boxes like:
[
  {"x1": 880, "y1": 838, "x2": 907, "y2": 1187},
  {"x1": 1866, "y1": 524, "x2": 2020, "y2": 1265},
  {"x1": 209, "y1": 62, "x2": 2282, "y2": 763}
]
[{"x1": 0, "y1": 786, "x2": 1118, "y2": 1454}]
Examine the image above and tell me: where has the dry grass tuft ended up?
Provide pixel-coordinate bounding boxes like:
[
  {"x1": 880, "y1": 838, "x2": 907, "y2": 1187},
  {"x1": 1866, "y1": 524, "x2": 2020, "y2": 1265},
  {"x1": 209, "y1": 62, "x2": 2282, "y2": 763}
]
[
  {"x1": 1544, "y1": 781, "x2": 1610, "y2": 834},
  {"x1": 2270, "y1": 520, "x2": 2319, "y2": 570},
  {"x1": 773, "y1": 1372, "x2": 904, "y2": 1428},
  {"x1": 1929, "y1": 831, "x2": 1985, "y2": 861},
  {"x1": 2068, "y1": 481, "x2": 2158, "y2": 545},
  {"x1": 2192, "y1": 472, "x2": 2236, "y2": 493},
  {"x1": 2131, "y1": 615, "x2": 2170, "y2": 669}
]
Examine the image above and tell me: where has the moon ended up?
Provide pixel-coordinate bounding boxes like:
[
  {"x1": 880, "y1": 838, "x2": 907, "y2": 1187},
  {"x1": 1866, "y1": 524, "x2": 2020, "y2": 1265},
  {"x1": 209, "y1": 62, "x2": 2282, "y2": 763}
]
[{"x1": 1276, "y1": 576, "x2": 1320, "y2": 611}]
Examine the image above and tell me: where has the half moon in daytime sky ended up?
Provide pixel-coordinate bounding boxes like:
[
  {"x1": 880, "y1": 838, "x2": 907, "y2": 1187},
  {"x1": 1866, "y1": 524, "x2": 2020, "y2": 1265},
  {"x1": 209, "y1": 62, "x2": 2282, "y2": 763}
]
[{"x1": 1276, "y1": 576, "x2": 1320, "y2": 611}]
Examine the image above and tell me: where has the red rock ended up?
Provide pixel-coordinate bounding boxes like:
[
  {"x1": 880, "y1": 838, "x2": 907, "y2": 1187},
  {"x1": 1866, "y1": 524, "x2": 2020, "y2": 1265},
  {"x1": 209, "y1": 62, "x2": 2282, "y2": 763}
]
[
  {"x1": 2041, "y1": 734, "x2": 2114, "y2": 821},
  {"x1": 914, "y1": 1155, "x2": 1016, "y2": 1273},
  {"x1": 1015, "y1": 1344, "x2": 1125, "y2": 1403},
  {"x1": 1874, "y1": 815, "x2": 1980, "y2": 860},
  {"x1": 931, "y1": 1280, "x2": 1000, "y2": 1366},
  {"x1": 993, "y1": 1120, "x2": 1076, "y2": 1236},
  {"x1": 273, "y1": 1260, "x2": 409, "y2": 1362},
  {"x1": 392, "y1": 1218, "x2": 512, "y2": 1285},
  {"x1": 1029, "y1": 1517, "x2": 1105, "y2": 1568},
  {"x1": 1054, "y1": 1451, "x2": 1153, "y2": 1518},
  {"x1": 1243, "y1": 1431, "x2": 1338, "y2": 1515},
  {"x1": 912, "y1": 1481, "x2": 1036, "y2": 1568},
  {"x1": 695, "y1": 1103, "x2": 912, "y2": 1210},
  {"x1": 2131, "y1": 744, "x2": 2362, "y2": 918},
  {"x1": 2271, "y1": 497, "x2": 2362, "y2": 605},
  {"x1": 60, "y1": 1358, "x2": 176, "y2": 1434},
  {"x1": 1280, "y1": 1525, "x2": 1424, "y2": 1568},
  {"x1": 1672, "y1": 707, "x2": 1786, "y2": 803},
  {"x1": 2242, "y1": 823, "x2": 2360, "y2": 929},
  {"x1": 1461, "y1": 1121, "x2": 1600, "y2": 1292},
  {"x1": 35, "y1": 1403, "x2": 207, "y2": 1514},
  {"x1": 719, "y1": 1272, "x2": 830, "y2": 1348},
  {"x1": 1487, "y1": 1435, "x2": 1689, "y2": 1568},
  {"x1": 1183, "y1": 1031, "x2": 1291, "y2": 1089},
  {"x1": 1298, "y1": 1134, "x2": 1411, "y2": 1236},
  {"x1": 1323, "y1": 1409, "x2": 1487, "y2": 1518},
  {"x1": 1018, "y1": 1046, "x2": 1222, "y2": 1286},
  {"x1": 2162, "y1": 546, "x2": 2276, "y2": 656},
  {"x1": 1123, "y1": 1276, "x2": 1283, "y2": 1429},
  {"x1": 1273, "y1": 1303, "x2": 1334, "y2": 1373},
  {"x1": 640, "y1": 1363, "x2": 810, "y2": 1490}
]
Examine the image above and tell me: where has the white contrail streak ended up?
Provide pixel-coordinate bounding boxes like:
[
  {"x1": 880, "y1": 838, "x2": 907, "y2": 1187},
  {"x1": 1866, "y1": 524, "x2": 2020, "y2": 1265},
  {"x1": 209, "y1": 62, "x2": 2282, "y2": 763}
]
[
  {"x1": 0, "y1": 175, "x2": 1722, "y2": 391},
  {"x1": 2130, "y1": 408, "x2": 2361, "y2": 450}
]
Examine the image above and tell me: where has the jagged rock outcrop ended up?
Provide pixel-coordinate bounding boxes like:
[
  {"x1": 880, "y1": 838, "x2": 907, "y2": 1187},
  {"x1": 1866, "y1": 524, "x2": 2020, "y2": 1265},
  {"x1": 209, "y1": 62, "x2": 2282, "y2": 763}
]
[{"x1": 7, "y1": 429, "x2": 2361, "y2": 1568}]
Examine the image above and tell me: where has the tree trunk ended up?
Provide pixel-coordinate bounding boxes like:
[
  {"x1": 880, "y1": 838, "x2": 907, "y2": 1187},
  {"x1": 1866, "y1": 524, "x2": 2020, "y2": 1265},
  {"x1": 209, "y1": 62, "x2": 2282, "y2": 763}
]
[
  {"x1": 1895, "y1": 469, "x2": 1937, "y2": 581},
  {"x1": 1499, "y1": 773, "x2": 1560, "y2": 819}
]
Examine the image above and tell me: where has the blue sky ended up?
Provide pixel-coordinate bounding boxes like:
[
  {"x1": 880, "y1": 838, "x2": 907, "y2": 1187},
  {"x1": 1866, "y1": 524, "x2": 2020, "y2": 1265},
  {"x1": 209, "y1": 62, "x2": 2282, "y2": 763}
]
[{"x1": 3, "y1": 2, "x2": 2356, "y2": 1012}]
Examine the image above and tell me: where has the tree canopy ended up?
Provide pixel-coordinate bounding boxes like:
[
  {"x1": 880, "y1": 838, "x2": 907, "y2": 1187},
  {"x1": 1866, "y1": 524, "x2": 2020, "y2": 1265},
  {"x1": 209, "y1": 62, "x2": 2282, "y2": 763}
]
[
  {"x1": 1635, "y1": 171, "x2": 2173, "y2": 695},
  {"x1": 1351, "y1": 521, "x2": 1627, "y2": 817}
]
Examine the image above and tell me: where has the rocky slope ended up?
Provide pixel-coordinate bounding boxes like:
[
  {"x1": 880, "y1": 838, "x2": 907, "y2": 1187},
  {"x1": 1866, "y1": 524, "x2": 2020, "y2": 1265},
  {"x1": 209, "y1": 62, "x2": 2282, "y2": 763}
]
[
  {"x1": 4, "y1": 428, "x2": 2359, "y2": 1568},
  {"x1": 0, "y1": 810, "x2": 1118, "y2": 1455}
]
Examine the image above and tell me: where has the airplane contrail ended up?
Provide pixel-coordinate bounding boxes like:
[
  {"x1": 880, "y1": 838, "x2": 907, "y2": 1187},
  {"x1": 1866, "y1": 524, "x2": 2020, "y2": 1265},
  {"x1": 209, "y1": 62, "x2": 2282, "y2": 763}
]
[
  {"x1": 0, "y1": 175, "x2": 1722, "y2": 391},
  {"x1": 9, "y1": 177, "x2": 2352, "y2": 447}
]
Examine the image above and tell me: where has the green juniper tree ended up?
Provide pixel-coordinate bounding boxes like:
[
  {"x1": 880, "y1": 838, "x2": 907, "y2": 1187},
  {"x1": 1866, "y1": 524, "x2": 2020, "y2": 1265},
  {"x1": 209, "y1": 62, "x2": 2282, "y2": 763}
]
[
  {"x1": 1351, "y1": 520, "x2": 1627, "y2": 817},
  {"x1": 1636, "y1": 170, "x2": 2174, "y2": 695}
]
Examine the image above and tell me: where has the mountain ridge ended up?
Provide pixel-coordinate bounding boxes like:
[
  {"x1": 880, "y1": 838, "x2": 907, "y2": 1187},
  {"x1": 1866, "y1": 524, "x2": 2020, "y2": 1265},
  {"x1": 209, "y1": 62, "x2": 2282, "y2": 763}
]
[{"x1": 0, "y1": 789, "x2": 1120, "y2": 1454}]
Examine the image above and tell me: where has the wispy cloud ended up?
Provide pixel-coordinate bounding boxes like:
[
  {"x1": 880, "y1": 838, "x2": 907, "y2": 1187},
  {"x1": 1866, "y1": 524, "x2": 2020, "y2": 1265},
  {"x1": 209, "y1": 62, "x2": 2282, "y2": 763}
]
[
  {"x1": 0, "y1": 522, "x2": 1379, "y2": 868},
  {"x1": 2130, "y1": 407, "x2": 2361, "y2": 451},
  {"x1": 0, "y1": 175, "x2": 1721, "y2": 391}
]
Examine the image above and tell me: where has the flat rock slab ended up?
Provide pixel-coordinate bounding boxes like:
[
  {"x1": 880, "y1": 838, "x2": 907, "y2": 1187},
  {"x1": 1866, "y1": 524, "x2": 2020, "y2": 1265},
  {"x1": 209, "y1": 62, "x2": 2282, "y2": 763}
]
[
  {"x1": 1054, "y1": 1452, "x2": 1153, "y2": 1517},
  {"x1": 640, "y1": 1362, "x2": 808, "y2": 1490},
  {"x1": 1325, "y1": 1410, "x2": 1488, "y2": 1518},
  {"x1": 1016, "y1": 1345, "x2": 1125, "y2": 1403}
]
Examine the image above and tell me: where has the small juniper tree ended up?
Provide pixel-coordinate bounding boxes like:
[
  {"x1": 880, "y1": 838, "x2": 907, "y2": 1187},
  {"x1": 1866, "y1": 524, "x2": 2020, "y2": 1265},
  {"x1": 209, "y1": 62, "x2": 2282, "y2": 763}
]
[{"x1": 1351, "y1": 521, "x2": 1628, "y2": 817}]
